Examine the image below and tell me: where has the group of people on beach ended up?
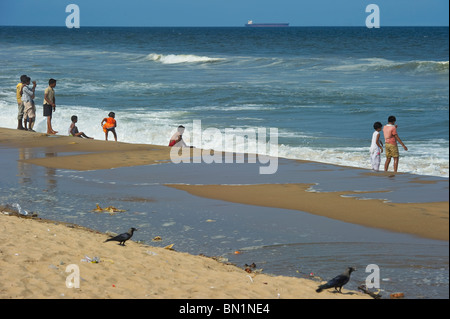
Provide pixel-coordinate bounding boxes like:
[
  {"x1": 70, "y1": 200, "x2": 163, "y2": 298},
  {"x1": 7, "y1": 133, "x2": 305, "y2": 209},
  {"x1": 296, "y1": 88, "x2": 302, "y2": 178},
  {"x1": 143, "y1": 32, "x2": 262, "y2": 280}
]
[
  {"x1": 16, "y1": 76, "x2": 407, "y2": 173},
  {"x1": 370, "y1": 116, "x2": 408, "y2": 173},
  {"x1": 16, "y1": 75, "x2": 57, "y2": 134},
  {"x1": 15, "y1": 75, "x2": 120, "y2": 141}
]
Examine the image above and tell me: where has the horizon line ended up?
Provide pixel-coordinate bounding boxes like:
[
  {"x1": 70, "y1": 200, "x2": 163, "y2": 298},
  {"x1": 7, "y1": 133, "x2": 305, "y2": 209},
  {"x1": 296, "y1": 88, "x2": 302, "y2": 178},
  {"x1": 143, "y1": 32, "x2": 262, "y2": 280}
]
[{"x1": 1, "y1": 24, "x2": 449, "y2": 28}]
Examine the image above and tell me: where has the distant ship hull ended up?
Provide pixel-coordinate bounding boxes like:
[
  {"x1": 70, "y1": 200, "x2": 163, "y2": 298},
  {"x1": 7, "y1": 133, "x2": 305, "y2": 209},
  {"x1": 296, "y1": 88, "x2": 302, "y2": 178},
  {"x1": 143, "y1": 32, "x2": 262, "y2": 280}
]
[{"x1": 245, "y1": 23, "x2": 289, "y2": 28}]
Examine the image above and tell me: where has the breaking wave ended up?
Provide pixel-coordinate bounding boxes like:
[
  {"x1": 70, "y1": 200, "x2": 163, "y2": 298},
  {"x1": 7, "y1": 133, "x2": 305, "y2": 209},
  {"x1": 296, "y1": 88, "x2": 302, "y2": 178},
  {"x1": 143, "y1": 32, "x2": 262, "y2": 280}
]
[
  {"x1": 145, "y1": 53, "x2": 225, "y2": 64},
  {"x1": 328, "y1": 58, "x2": 449, "y2": 74}
]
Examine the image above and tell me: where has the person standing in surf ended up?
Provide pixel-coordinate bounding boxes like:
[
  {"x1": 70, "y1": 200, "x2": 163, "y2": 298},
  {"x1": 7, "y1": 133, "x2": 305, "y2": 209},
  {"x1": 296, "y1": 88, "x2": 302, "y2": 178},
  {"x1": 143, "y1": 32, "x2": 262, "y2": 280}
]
[
  {"x1": 383, "y1": 115, "x2": 408, "y2": 173},
  {"x1": 101, "y1": 111, "x2": 117, "y2": 141},
  {"x1": 370, "y1": 121, "x2": 383, "y2": 171}
]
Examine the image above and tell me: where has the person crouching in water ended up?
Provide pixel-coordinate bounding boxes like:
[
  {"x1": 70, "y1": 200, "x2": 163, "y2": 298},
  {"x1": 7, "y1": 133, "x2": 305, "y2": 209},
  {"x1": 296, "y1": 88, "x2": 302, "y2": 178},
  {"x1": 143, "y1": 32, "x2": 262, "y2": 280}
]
[
  {"x1": 169, "y1": 125, "x2": 189, "y2": 147},
  {"x1": 101, "y1": 112, "x2": 117, "y2": 141}
]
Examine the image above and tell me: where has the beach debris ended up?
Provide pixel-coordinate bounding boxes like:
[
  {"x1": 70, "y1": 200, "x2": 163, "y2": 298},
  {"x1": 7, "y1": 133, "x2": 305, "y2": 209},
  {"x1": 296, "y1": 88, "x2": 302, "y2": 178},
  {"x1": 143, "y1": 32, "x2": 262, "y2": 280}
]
[
  {"x1": 243, "y1": 263, "x2": 264, "y2": 274},
  {"x1": 308, "y1": 272, "x2": 323, "y2": 281},
  {"x1": 234, "y1": 250, "x2": 242, "y2": 255},
  {"x1": 358, "y1": 284, "x2": 382, "y2": 299},
  {"x1": 152, "y1": 236, "x2": 162, "y2": 241},
  {"x1": 1, "y1": 203, "x2": 38, "y2": 218},
  {"x1": 92, "y1": 204, "x2": 103, "y2": 212},
  {"x1": 316, "y1": 267, "x2": 356, "y2": 293},
  {"x1": 146, "y1": 250, "x2": 158, "y2": 256},
  {"x1": 201, "y1": 255, "x2": 230, "y2": 264},
  {"x1": 81, "y1": 255, "x2": 100, "y2": 263},
  {"x1": 12, "y1": 203, "x2": 28, "y2": 216},
  {"x1": 102, "y1": 258, "x2": 114, "y2": 263},
  {"x1": 92, "y1": 204, "x2": 126, "y2": 215},
  {"x1": 247, "y1": 275, "x2": 254, "y2": 283},
  {"x1": 244, "y1": 263, "x2": 257, "y2": 273},
  {"x1": 164, "y1": 244, "x2": 175, "y2": 250},
  {"x1": 390, "y1": 292, "x2": 405, "y2": 299},
  {"x1": 205, "y1": 219, "x2": 216, "y2": 222},
  {"x1": 104, "y1": 227, "x2": 137, "y2": 246}
]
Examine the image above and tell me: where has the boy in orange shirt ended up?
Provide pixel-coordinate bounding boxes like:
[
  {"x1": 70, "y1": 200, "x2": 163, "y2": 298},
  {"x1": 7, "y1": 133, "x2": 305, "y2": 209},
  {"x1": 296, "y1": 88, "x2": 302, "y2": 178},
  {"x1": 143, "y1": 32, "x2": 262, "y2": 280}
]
[
  {"x1": 383, "y1": 115, "x2": 408, "y2": 173},
  {"x1": 101, "y1": 112, "x2": 117, "y2": 141}
]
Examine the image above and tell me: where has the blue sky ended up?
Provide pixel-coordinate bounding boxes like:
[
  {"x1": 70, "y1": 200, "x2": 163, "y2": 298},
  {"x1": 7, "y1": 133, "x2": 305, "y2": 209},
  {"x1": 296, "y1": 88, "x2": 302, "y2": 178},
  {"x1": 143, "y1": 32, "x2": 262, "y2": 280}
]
[{"x1": 0, "y1": 0, "x2": 448, "y2": 27}]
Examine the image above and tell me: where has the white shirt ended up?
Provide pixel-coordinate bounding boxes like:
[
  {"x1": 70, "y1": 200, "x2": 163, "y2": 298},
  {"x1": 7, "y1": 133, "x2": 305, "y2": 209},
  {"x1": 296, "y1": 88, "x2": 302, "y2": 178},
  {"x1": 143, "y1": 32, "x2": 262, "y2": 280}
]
[
  {"x1": 370, "y1": 131, "x2": 381, "y2": 154},
  {"x1": 22, "y1": 85, "x2": 34, "y2": 102}
]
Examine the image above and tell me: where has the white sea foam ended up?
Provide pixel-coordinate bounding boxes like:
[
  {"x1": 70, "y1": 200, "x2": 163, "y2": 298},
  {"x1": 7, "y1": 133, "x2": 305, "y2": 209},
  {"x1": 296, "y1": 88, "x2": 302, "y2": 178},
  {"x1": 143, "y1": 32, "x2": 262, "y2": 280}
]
[
  {"x1": 0, "y1": 99, "x2": 448, "y2": 178},
  {"x1": 0, "y1": 96, "x2": 449, "y2": 177},
  {"x1": 145, "y1": 53, "x2": 225, "y2": 64},
  {"x1": 327, "y1": 58, "x2": 449, "y2": 74}
]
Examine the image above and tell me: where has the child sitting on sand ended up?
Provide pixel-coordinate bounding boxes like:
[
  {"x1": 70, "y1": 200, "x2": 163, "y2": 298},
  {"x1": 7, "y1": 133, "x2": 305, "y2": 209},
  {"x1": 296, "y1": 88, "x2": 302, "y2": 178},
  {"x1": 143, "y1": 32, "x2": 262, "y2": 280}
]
[
  {"x1": 101, "y1": 112, "x2": 117, "y2": 141},
  {"x1": 369, "y1": 121, "x2": 383, "y2": 171},
  {"x1": 69, "y1": 115, "x2": 93, "y2": 139}
]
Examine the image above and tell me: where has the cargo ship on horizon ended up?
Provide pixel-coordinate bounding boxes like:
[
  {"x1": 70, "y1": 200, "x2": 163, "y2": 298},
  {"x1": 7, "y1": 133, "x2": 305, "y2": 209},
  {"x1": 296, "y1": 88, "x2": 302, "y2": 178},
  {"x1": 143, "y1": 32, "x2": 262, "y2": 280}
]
[{"x1": 245, "y1": 20, "x2": 289, "y2": 27}]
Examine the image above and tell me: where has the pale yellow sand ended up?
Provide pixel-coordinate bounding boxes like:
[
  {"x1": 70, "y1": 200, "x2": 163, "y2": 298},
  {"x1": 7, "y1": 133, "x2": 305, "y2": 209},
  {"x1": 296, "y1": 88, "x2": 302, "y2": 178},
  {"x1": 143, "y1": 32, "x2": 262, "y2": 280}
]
[{"x1": 0, "y1": 213, "x2": 369, "y2": 299}]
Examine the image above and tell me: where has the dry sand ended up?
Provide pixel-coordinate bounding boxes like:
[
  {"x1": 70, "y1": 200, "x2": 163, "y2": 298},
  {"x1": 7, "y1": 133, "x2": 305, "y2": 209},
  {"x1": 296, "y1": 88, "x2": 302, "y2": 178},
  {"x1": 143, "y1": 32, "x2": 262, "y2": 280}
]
[{"x1": 0, "y1": 213, "x2": 368, "y2": 299}]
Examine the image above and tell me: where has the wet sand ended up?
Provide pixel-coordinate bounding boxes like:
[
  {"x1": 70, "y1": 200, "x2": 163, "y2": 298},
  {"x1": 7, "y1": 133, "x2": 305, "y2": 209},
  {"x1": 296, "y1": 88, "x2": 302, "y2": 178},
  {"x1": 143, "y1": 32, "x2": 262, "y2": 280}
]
[
  {"x1": 1, "y1": 126, "x2": 448, "y2": 242},
  {"x1": 0, "y1": 127, "x2": 171, "y2": 170},
  {"x1": 168, "y1": 184, "x2": 449, "y2": 241}
]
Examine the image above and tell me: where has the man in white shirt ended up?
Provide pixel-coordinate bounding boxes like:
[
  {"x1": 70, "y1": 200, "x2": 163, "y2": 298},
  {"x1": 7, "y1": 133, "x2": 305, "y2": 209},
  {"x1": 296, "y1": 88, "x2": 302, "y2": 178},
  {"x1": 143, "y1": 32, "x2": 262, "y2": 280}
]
[{"x1": 22, "y1": 76, "x2": 37, "y2": 131}]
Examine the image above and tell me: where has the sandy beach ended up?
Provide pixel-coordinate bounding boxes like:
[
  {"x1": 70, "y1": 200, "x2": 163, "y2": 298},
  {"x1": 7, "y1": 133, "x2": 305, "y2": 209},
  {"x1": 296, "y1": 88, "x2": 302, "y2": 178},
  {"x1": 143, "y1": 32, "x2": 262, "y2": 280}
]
[
  {"x1": 0, "y1": 127, "x2": 448, "y2": 299},
  {"x1": 0, "y1": 211, "x2": 368, "y2": 299}
]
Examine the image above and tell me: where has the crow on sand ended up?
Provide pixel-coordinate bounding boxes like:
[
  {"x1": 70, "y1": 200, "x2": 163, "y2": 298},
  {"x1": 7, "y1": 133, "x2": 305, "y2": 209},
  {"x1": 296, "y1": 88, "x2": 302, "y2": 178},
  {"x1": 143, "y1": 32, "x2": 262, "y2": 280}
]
[
  {"x1": 316, "y1": 267, "x2": 356, "y2": 293},
  {"x1": 104, "y1": 228, "x2": 137, "y2": 246}
]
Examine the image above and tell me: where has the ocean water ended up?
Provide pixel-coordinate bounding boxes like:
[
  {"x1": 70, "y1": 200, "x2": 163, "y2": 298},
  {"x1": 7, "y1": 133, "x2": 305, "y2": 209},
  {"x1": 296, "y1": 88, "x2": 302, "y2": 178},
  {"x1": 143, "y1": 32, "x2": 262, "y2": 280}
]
[{"x1": 0, "y1": 26, "x2": 448, "y2": 177}]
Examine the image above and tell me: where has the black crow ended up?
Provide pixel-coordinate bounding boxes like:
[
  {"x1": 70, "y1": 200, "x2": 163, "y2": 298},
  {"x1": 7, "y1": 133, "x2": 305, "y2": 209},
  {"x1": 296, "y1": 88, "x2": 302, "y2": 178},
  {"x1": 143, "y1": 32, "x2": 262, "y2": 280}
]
[
  {"x1": 316, "y1": 267, "x2": 356, "y2": 293},
  {"x1": 104, "y1": 228, "x2": 137, "y2": 246}
]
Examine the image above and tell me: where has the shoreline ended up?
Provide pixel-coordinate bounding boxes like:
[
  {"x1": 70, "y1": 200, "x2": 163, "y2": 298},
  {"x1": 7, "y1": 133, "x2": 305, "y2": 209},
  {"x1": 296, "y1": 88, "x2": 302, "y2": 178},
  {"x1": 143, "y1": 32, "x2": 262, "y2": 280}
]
[
  {"x1": 1, "y1": 126, "x2": 446, "y2": 177},
  {"x1": 167, "y1": 184, "x2": 449, "y2": 241},
  {"x1": 1, "y1": 126, "x2": 448, "y2": 242},
  {"x1": 0, "y1": 210, "x2": 369, "y2": 299}
]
